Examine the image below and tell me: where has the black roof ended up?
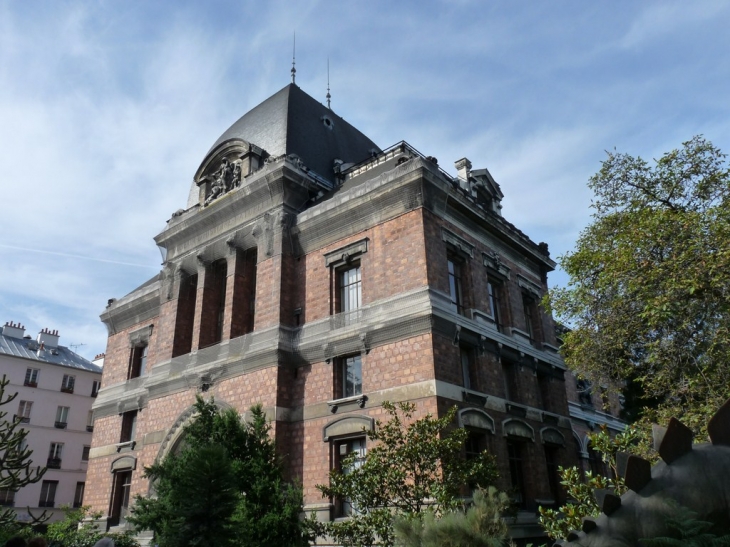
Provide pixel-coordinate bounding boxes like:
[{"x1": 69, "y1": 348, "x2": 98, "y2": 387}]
[{"x1": 207, "y1": 84, "x2": 380, "y2": 183}]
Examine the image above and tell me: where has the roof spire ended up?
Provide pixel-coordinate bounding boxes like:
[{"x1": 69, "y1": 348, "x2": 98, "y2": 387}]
[
  {"x1": 291, "y1": 32, "x2": 297, "y2": 84},
  {"x1": 326, "y1": 58, "x2": 331, "y2": 109}
]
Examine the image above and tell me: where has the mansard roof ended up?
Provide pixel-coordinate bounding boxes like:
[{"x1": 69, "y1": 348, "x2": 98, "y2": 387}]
[{"x1": 204, "y1": 84, "x2": 380, "y2": 184}]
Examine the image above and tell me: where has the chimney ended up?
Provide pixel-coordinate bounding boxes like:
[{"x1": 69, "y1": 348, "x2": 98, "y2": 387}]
[
  {"x1": 454, "y1": 158, "x2": 472, "y2": 193},
  {"x1": 93, "y1": 353, "x2": 105, "y2": 368},
  {"x1": 2, "y1": 321, "x2": 26, "y2": 339},
  {"x1": 37, "y1": 328, "x2": 60, "y2": 349}
]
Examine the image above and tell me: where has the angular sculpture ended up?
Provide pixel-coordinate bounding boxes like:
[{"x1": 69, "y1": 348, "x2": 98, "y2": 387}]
[{"x1": 560, "y1": 399, "x2": 730, "y2": 546}]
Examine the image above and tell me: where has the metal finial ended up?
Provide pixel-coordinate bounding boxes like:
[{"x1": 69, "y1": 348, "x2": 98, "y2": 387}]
[
  {"x1": 291, "y1": 32, "x2": 296, "y2": 84},
  {"x1": 326, "y1": 58, "x2": 331, "y2": 109}
]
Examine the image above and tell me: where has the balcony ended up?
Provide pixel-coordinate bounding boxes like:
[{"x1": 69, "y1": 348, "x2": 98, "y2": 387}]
[
  {"x1": 47, "y1": 458, "x2": 62, "y2": 469},
  {"x1": 24, "y1": 381, "x2": 37, "y2": 388},
  {"x1": 86, "y1": 425, "x2": 94, "y2": 432},
  {"x1": 54, "y1": 421, "x2": 67, "y2": 429},
  {"x1": 14, "y1": 415, "x2": 29, "y2": 424},
  {"x1": 60, "y1": 386, "x2": 74, "y2": 394},
  {"x1": 39, "y1": 500, "x2": 55, "y2": 508}
]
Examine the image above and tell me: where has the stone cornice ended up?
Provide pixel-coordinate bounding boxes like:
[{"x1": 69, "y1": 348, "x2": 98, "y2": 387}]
[
  {"x1": 100, "y1": 281, "x2": 161, "y2": 336},
  {"x1": 93, "y1": 286, "x2": 565, "y2": 419}
]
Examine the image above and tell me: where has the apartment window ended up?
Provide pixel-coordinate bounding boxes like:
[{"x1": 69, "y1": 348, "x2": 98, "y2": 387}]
[
  {"x1": 545, "y1": 446, "x2": 561, "y2": 502},
  {"x1": 120, "y1": 411, "x2": 137, "y2": 444},
  {"x1": 461, "y1": 347, "x2": 477, "y2": 391},
  {"x1": 0, "y1": 488, "x2": 15, "y2": 507},
  {"x1": 129, "y1": 344, "x2": 147, "y2": 379},
  {"x1": 522, "y1": 294, "x2": 541, "y2": 344},
  {"x1": 38, "y1": 480, "x2": 58, "y2": 508},
  {"x1": 465, "y1": 429, "x2": 488, "y2": 461},
  {"x1": 587, "y1": 442, "x2": 607, "y2": 478},
  {"x1": 487, "y1": 280, "x2": 503, "y2": 331},
  {"x1": 86, "y1": 410, "x2": 94, "y2": 432},
  {"x1": 337, "y1": 263, "x2": 362, "y2": 315},
  {"x1": 91, "y1": 380, "x2": 101, "y2": 397},
  {"x1": 447, "y1": 257, "x2": 465, "y2": 315},
  {"x1": 61, "y1": 374, "x2": 75, "y2": 393},
  {"x1": 338, "y1": 355, "x2": 362, "y2": 398},
  {"x1": 24, "y1": 368, "x2": 39, "y2": 387},
  {"x1": 231, "y1": 247, "x2": 258, "y2": 337},
  {"x1": 507, "y1": 441, "x2": 526, "y2": 508},
  {"x1": 82, "y1": 445, "x2": 90, "y2": 461},
  {"x1": 73, "y1": 482, "x2": 85, "y2": 508},
  {"x1": 55, "y1": 406, "x2": 70, "y2": 429},
  {"x1": 336, "y1": 437, "x2": 366, "y2": 516},
  {"x1": 48, "y1": 442, "x2": 63, "y2": 468},
  {"x1": 17, "y1": 400, "x2": 32, "y2": 423}
]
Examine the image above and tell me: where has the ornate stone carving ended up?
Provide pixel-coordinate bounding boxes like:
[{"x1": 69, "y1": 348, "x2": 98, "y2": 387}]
[{"x1": 203, "y1": 157, "x2": 242, "y2": 206}]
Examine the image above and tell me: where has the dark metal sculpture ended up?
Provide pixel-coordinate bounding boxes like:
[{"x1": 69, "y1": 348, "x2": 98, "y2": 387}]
[{"x1": 560, "y1": 399, "x2": 730, "y2": 546}]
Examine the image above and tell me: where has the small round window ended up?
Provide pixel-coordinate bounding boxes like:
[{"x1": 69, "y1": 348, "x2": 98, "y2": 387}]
[{"x1": 321, "y1": 115, "x2": 334, "y2": 131}]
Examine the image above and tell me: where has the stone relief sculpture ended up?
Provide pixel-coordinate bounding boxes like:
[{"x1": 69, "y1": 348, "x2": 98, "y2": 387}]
[{"x1": 204, "y1": 157, "x2": 242, "y2": 206}]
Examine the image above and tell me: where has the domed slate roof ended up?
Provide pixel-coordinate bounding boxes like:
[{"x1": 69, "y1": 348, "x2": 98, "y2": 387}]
[{"x1": 205, "y1": 84, "x2": 380, "y2": 184}]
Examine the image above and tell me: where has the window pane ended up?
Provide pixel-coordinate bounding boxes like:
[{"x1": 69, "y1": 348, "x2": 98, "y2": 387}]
[{"x1": 343, "y1": 355, "x2": 362, "y2": 397}]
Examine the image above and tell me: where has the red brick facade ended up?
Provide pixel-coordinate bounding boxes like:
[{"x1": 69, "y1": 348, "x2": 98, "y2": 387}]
[{"x1": 88, "y1": 85, "x2": 580, "y2": 542}]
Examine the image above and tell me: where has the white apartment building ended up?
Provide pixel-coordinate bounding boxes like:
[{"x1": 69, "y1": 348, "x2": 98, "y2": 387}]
[{"x1": 0, "y1": 321, "x2": 102, "y2": 523}]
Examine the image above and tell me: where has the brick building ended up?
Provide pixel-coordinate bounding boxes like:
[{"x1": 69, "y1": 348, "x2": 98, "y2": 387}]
[
  {"x1": 86, "y1": 83, "x2": 579, "y2": 542},
  {"x1": 1, "y1": 321, "x2": 102, "y2": 523}
]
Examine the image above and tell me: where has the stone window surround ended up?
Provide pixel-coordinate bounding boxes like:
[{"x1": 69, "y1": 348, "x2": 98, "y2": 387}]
[
  {"x1": 129, "y1": 324, "x2": 153, "y2": 348},
  {"x1": 323, "y1": 238, "x2": 369, "y2": 268},
  {"x1": 442, "y1": 228, "x2": 474, "y2": 260},
  {"x1": 323, "y1": 415, "x2": 374, "y2": 442}
]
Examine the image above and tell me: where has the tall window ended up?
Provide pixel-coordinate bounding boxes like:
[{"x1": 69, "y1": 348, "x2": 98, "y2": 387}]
[
  {"x1": 545, "y1": 446, "x2": 561, "y2": 502},
  {"x1": 17, "y1": 400, "x2": 32, "y2": 423},
  {"x1": 487, "y1": 280, "x2": 502, "y2": 330},
  {"x1": 82, "y1": 446, "x2": 90, "y2": 461},
  {"x1": 337, "y1": 438, "x2": 366, "y2": 516},
  {"x1": 461, "y1": 348, "x2": 475, "y2": 391},
  {"x1": 199, "y1": 259, "x2": 228, "y2": 347},
  {"x1": 86, "y1": 410, "x2": 95, "y2": 432},
  {"x1": 537, "y1": 372, "x2": 551, "y2": 411},
  {"x1": 91, "y1": 380, "x2": 101, "y2": 397},
  {"x1": 48, "y1": 443, "x2": 63, "y2": 469},
  {"x1": 120, "y1": 411, "x2": 137, "y2": 444},
  {"x1": 38, "y1": 480, "x2": 58, "y2": 508},
  {"x1": 61, "y1": 374, "x2": 75, "y2": 393},
  {"x1": 129, "y1": 344, "x2": 147, "y2": 379},
  {"x1": 172, "y1": 273, "x2": 198, "y2": 357},
  {"x1": 522, "y1": 295, "x2": 540, "y2": 344},
  {"x1": 502, "y1": 362, "x2": 517, "y2": 401},
  {"x1": 338, "y1": 264, "x2": 362, "y2": 314},
  {"x1": 342, "y1": 355, "x2": 363, "y2": 398},
  {"x1": 73, "y1": 482, "x2": 85, "y2": 508},
  {"x1": 447, "y1": 258, "x2": 464, "y2": 315},
  {"x1": 507, "y1": 441, "x2": 526, "y2": 507},
  {"x1": 110, "y1": 471, "x2": 132, "y2": 526},
  {"x1": 0, "y1": 488, "x2": 15, "y2": 507},
  {"x1": 24, "y1": 368, "x2": 39, "y2": 387},
  {"x1": 55, "y1": 406, "x2": 70, "y2": 429}
]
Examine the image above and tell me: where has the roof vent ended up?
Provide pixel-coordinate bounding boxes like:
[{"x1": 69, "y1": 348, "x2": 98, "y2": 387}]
[
  {"x1": 2, "y1": 321, "x2": 25, "y2": 339},
  {"x1": 37, "y1": 328, "x2": 60, "y2": 349}
]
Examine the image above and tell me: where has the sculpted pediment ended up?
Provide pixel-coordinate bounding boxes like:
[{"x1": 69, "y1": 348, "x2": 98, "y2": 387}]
[{"x1": 193, "y1": 139, "x2": 267, "y2": 207}]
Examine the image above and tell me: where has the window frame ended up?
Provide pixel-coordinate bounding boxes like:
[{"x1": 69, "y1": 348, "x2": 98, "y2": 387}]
[
  {"x1": 24, "y1": 368, "x2": 39, "y2": 387},
  {"x1": 39, "y1": 480, "x2": 59, "y2": 508},
  {"x1": 334, "y1": 436, "x2": 367, "y2": 517},
  {"x1": 82, "y1": 445, "x2": 91, "y2": 462},
  {"x1": 0, "y1": 487, "x2": 15, "y2": 507},
  {"x1": 61, "y1": 374, "x2": 75, "y2": 393},
  {"x1": 336, "y1": 262, "x2": 362, "y2": 316},
  {"x1": 507, "y1": 440, "x2": 527, "y2": 508},
  {"x1": 91, "y1": 380, "x2": 101, "y2": 397},
  {"x1": 338, "y1": 354, "x2": 363, "y2": 399},
  {"x1": 120, "y1": 410, "x2": 138, "y2": 444},
  {"x1": 47, "y1": 443, "x2": 63, "y2": 469},
  {"x1": 447, "y1": 255, "x2": 466, "y2": 316},
  {"x1": 17, "y1": 400, "x2": 32, "y2": 423},
  {"x1": 129, "y1": 344, "x2": 148, "y2": 379},
  {"x1": 73, "y1": 482, "x2": 85, "y2": 508},
  {"x1": 55, "y1": 406, "x2": 70, "y2": 429}
]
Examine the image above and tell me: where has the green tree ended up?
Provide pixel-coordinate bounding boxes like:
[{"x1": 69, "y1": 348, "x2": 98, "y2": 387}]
[
  {"x1": 128, "y1": 397, "x2": 308, "y2": 547},
  {"x1": 316, "y1": 401, "x2": 497, "y2": 547},
  {"x1": 394, "y1": 487, "x2": 512, "y2": 547},
  {"x1": 549, "y1": 136, "x2": 730, "y2": 435},
  {"x1": 537, "y1": 425, "x2": 640, "y2": 540},
  {"x1": 0, "y1": 374, "x2": 46, "y2": 530},
  {"x1": 44, "y1": 506, "x2": 139, "y2": 547}
]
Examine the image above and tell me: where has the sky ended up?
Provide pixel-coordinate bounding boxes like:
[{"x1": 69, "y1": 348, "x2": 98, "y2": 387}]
[{"x1": 1, "y1": 1, "x2": 729, "y2": 362}]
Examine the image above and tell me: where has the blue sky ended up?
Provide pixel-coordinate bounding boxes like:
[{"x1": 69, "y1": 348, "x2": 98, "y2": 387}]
[{"x1": 1, "y1": 1, "x2": 729, "y2": 362}]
